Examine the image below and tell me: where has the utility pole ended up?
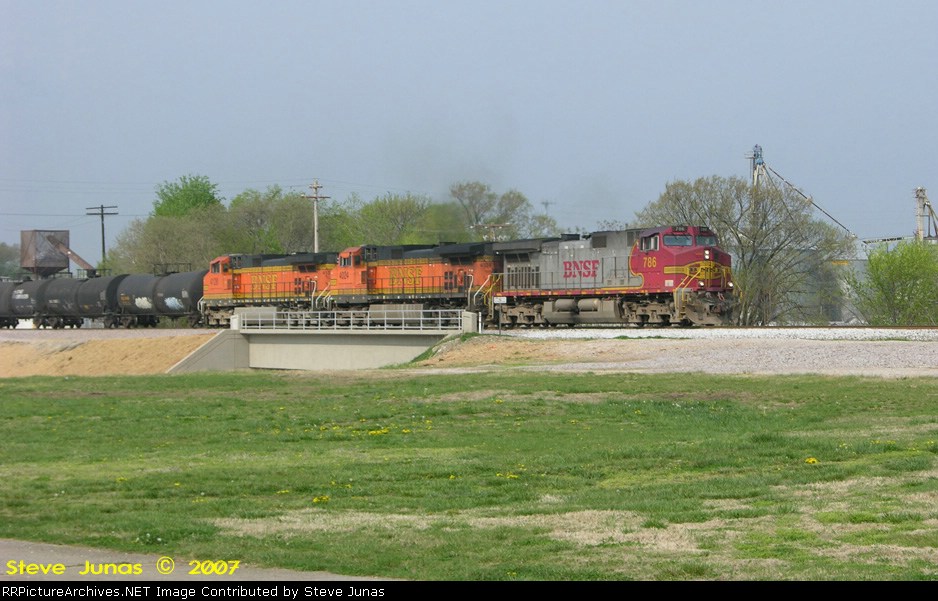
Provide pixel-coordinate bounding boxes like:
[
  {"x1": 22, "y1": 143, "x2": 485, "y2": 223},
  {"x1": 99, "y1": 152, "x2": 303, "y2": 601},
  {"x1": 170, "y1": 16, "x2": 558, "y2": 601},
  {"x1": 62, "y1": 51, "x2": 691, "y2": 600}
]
[
  {"x1": 86, "y1": 204, "x2": 118, "y2": 265},
  {"x1": 304, "y1": 180, "x2": 330, "y2": 253}
]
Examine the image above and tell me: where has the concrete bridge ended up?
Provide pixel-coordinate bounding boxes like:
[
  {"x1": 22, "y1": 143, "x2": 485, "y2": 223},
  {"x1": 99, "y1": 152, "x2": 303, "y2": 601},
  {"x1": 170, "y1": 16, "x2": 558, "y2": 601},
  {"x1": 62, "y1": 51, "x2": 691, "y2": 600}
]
[{"x1": 169, "y1": 309, "x2": 477, "y2": 373}]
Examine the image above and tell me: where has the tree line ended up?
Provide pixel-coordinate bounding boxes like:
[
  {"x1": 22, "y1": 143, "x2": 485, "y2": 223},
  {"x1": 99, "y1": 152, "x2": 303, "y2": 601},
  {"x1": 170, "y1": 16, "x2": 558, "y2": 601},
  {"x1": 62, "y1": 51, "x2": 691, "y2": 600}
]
[
  {"x1": 6, "y1": 173, "x2": 936, "y2": 326},
  {"x1": 107, "y1": 176, "x2": 561, "y2": 275}
]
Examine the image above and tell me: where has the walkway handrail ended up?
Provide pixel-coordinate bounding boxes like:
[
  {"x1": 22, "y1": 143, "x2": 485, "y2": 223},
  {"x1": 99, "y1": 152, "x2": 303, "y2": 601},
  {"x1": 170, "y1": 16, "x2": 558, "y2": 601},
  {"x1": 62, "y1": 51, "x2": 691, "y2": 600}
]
[{"x1": 238, "y1": 309, "x2": 465, "y2": 332}]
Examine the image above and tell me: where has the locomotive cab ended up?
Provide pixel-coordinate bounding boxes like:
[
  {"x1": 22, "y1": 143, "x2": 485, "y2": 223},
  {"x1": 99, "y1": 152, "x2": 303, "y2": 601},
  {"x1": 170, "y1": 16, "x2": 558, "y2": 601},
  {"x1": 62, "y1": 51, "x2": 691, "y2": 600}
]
[
  {"x1": 631, "y1": 225, "x2": 734, "y2": 325},
  {"x1": 633, "y1": 226, "x2": 733, "y2": 293},
  {"x1": 331, "y1": 246, "x2": 372, "y2": 302},
  {"x1": 205, "y1": 256, "x2": 233, "y2": 297}
]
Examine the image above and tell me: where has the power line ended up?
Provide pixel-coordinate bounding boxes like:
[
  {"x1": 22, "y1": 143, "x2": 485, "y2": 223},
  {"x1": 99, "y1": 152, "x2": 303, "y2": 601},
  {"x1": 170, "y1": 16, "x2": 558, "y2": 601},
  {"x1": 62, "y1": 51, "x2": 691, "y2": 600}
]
[{"x1": 763, "y1": 164, "x2": 856, "y2": 238}]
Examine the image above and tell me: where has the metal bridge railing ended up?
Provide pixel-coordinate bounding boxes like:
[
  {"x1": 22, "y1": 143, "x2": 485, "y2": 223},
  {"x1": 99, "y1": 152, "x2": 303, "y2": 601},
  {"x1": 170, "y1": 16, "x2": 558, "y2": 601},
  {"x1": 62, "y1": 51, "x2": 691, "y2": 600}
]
[{"x1": 237, "y1": 309, "x2": 466, "y2": 332}]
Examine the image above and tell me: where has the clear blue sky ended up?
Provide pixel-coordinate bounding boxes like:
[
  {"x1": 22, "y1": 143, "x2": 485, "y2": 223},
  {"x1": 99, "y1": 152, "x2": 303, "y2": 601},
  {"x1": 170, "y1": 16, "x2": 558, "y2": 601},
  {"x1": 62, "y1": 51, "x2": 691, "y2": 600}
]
[{"x1": 2, "y1": 0, "x2": 936, "y2": 264}]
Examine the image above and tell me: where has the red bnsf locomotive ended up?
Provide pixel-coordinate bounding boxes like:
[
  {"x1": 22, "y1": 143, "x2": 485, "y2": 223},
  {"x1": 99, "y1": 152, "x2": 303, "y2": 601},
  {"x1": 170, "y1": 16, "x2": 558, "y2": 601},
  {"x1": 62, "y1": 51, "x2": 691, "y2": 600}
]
[
  {"x1": 199, "y1": 225, "x2": 734, "y2": 328},
  {"x1": 492, "y1": 225, "x2": 733, "y2": 327}
]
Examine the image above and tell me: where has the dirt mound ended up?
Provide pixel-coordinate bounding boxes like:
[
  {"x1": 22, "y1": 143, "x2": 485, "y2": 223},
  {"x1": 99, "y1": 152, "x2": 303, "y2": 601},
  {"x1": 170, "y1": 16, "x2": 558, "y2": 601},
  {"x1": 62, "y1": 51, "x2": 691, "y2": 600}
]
[
  {"x1": 415, "y1": 334, "x2": 626, "y2": 368},
  {"x1": 0, "y1": 333, "x2": 216, "y2": 377}
]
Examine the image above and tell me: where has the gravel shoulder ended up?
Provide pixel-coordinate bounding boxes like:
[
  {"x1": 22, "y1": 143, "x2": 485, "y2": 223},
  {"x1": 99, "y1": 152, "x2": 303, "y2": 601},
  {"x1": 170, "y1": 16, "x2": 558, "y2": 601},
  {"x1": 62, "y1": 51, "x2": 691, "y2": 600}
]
[{"x1": 416, "y1": 335, "x2": 938, "y2": 378}]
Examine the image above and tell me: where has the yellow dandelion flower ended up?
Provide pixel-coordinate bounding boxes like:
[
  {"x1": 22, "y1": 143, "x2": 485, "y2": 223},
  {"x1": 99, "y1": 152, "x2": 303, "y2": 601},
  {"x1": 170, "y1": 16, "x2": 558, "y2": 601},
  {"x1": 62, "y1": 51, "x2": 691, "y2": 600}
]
[{"x1": 805, "y1": 457, "x2": 819, "y2": 464}]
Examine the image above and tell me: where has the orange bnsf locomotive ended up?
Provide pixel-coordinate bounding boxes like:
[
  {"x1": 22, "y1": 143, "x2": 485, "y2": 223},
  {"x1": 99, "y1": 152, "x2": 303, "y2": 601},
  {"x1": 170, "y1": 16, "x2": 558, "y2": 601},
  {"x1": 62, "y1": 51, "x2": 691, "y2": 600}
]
[
  {"x1": 200, "y1": 242, "x2": 499, "y2": 327},
  {"x1": 199, "y1": 225, "x2": 734, "y2": 328}
]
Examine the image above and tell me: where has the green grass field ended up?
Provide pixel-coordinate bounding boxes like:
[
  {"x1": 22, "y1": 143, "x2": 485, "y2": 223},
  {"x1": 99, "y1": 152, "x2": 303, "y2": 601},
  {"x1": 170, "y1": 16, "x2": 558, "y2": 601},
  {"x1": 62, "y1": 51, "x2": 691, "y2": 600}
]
[{"x1": 1, "y1": 369, "x2": 936, "y2": 580}]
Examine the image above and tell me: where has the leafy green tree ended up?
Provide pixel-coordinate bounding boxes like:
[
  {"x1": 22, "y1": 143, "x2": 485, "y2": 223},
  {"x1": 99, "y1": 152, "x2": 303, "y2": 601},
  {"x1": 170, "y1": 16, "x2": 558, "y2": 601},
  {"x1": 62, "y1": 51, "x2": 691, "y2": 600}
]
[
  {"x1": 0, "y1": 242, "x2": 20, "y2": 279},
  {"x1": 222, "y1": 186, "x2": 313, "y2": 254},
  {"x1": 332, "y1": 192, "x2": 469, "y2": 247},
  {"x1": 526, "y1": 212, "x2": 562, "y2": 238},
  {"x1": 318, "y1": 196, "x2": 360, "y2": 251},
  {"x1": 406, "y1": 202, "x2": 474, "y2": 244},
  {"x1": 353, "y1": 193, "x2": 432, "y2": 245},
  {"x1": 847, "y1": 241, "x2": 938, "y2": 325},
  {"x1": 109, "y1": 205, "x2": 227, "y2": 274},
  {"x1": 152, "y1": 174, "x2": 224, "y2": 217},
  {"x1": 635, "y1": 176, "x2": 856, "y2": 325}
]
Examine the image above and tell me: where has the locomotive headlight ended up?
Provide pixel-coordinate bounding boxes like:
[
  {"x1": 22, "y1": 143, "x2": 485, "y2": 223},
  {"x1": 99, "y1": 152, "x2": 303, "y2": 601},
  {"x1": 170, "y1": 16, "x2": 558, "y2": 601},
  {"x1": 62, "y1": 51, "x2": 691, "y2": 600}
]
[
  {"x1": 728, "y1": 282, "x2": 734, "y2": 288},
  {"x1": 704, "y1": 249, "x2": 711, "y2": 259},
  {"x1": 698, "y1": 280, "x2": 704, "y2": 287}
]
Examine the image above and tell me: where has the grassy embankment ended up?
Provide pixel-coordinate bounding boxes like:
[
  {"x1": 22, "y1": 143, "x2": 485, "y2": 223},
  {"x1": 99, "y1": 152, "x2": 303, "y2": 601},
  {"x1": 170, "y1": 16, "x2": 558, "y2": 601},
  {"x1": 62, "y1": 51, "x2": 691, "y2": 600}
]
[{"x1": 1, "y1": 369, "x2": 936, "y2": 580}]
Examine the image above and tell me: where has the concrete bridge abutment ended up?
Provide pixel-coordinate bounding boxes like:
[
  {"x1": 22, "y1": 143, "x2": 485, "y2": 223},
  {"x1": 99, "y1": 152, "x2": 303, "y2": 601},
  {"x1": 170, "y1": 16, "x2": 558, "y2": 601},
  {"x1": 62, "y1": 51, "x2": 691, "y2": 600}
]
[{"x1": 168, "y1": 310, "x2": 475, "y2": 373}]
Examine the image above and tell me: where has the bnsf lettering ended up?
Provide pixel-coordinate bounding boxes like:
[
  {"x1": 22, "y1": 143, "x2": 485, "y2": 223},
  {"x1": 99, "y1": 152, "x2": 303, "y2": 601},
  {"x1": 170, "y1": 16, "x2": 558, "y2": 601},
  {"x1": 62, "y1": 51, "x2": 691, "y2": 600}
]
[
  {"x1": 388, "y1": 266, "x2": 423, "y2": 287},
  {"x1": 250, "y1": 273, "x2": 278, "y2": 292},
  {"x1": 563, "y1": 260, "x2": 599, "y2": 279}
]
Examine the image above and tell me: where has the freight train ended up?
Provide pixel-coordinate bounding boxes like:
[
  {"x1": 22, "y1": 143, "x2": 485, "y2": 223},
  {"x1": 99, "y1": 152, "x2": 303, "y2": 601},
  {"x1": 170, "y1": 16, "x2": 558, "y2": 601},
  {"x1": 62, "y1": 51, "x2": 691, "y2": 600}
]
[
  {"x1": 0, "y1": 225, "x2": 735, "y2": 329},
  {"x1": 0, "y1": 270, "x2": 206, "y2": 329},
  {"x1": 202, "y1": 224, "x2": 734, "y2": 327}
]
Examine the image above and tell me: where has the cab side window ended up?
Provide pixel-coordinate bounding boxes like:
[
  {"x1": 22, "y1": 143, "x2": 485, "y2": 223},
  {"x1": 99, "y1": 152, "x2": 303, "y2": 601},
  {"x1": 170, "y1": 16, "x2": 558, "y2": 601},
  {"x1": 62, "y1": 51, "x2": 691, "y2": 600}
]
[{"x1": 640, "y1": 234, "x2": 659, "y2": 251}]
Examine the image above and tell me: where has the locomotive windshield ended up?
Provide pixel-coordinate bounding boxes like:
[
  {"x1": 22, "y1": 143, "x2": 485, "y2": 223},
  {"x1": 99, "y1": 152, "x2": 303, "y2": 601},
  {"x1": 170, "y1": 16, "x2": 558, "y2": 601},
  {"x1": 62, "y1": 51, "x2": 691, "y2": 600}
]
[
  {"x1": 697, "y1": 234, "x2": 718, "y2": 246},
  {"x1": 663, "y1": 234, "x2": 692, "y2": 246}
]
